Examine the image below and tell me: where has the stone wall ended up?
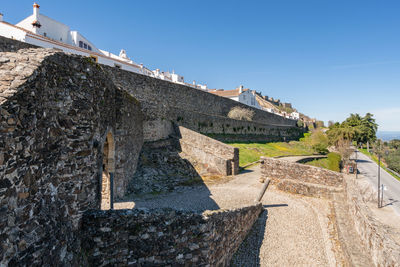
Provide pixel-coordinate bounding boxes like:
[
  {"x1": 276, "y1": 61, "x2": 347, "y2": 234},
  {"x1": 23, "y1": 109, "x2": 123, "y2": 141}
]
[
  {"x1": 344, "y1": 176, "x2": 400, "y2": 266},
  {"x1": 260, "y1": 157, "x2": 343, "y2": 187},
  {"x1": 0, "y1": 35, "x2": 38, "y2": 52},
  {"x1": 104, "y1": 65, "x2": 304, "y2": 143},
  {"x1": 128, "y1": 138, "x2": 201, "y2": 195},
  {"x1": 177, "y1": 126, "x2": 239, "y2": 176},
  {"x1": 0, "y1": 47, "x2": 143, "y2": 265},
  {"x1": 81, "y1": 204, "x2": 263, "y2": 266}
]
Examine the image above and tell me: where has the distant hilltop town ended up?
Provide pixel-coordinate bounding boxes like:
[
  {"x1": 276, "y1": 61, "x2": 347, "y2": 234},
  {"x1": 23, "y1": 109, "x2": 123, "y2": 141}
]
[{"x1": 0, "y1": 2, "x2": 319, "y2": 126}]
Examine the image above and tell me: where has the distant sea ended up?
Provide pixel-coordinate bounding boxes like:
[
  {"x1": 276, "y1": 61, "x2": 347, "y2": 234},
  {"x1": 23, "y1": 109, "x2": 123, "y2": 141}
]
[{"x1": 377, "y1": 131, "x2": 400, "y2": 141}]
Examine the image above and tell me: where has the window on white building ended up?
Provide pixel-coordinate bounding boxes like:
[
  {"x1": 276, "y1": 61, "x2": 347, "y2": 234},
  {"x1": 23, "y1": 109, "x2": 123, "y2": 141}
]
[{"x1": 43, "y1": 32, "x2": 47, "y2": 37}]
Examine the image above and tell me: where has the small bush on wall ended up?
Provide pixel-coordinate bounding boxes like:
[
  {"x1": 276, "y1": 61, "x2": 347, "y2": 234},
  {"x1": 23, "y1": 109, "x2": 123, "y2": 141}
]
[{"x1": 228, "y1": 106, "x2": 255, "y2": 121}]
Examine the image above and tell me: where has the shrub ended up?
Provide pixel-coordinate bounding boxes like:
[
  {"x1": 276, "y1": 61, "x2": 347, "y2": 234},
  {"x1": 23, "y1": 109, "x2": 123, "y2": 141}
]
[
  {"x1": 385, "y1": 150, "x2": 400, "y2": 173},
  {"x1": 227, "y1": 106, "x2": 255, "y2": 121},
  {"x1": 327, "y1": 152, "x2": 341, "y2": 172},
  {"x1": 310, "y1": 130, "x2": 329, "y2": 154}
]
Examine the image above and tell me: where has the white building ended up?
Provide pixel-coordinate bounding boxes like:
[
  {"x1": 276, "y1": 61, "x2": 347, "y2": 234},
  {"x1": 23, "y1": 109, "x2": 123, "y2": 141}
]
[
  {"x1": 152, "y1": 69, "x2": 185, "y2": 84},
  {"x1": 0, "y1": 3, "x2": 157, "y2": 76},
  {"x1": 209, "y1": 85, "x2": 261, "y2": 109},
  {"x1": 290, "y1": 111, "x2": 300, "y2": 120},
  {"x1": 0, "y1": 3, "x2": 205, "y2": 86}
]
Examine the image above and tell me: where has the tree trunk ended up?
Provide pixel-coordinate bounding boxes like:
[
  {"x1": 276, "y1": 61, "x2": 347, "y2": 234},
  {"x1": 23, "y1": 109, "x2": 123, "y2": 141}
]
[{"x1": 367, "y1": 141, "x2": 370, "y2": 152}]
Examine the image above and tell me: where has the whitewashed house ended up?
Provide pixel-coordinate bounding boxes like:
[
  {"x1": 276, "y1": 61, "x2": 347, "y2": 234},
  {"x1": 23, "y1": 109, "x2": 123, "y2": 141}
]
[
  {"x1": 0, "y1": 3, "x2": 157, "y2": 76},
  {"x1": 0, "y1": 3, "x2": 209, "y2": 87},
  {"x1": 290, "y1": 111, "x2": 300, "y2": 120},
  {"x1": 209, "y1": 85, "x2": 261, "y2": 109}
]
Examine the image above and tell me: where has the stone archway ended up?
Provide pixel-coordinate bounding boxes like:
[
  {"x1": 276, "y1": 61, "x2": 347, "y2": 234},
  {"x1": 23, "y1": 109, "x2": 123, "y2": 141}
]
[{"x1": 101, "y1": 132, "x2": 115, "y2": 210}]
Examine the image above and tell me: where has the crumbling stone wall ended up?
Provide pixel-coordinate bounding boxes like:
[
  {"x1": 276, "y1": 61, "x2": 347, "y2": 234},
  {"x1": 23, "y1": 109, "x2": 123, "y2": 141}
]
[
  {"x1": 81, "y1": 204, "x2": 262, "y2": 266},
  {"x1": 128, "y1": 138, "x2": 201, "y2": 195},
  {"x1": 0, "y1": 46, "x2": 143, "y2": 265},
  {"x1": 178, "y1": 126, "x2": 239, "y2": 176}
]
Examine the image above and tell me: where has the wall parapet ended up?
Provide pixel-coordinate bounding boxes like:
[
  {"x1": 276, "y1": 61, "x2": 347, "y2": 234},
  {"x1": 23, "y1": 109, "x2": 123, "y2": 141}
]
[
  {"x1": 177, "y1": 126, "x2": 239, "y2": 175},
  {"x1": 81, "y1": 204, "x2": 262, "y2": 266},
  {"x1": 260, "y1": 157, "x2": 343, "y2": 187}
]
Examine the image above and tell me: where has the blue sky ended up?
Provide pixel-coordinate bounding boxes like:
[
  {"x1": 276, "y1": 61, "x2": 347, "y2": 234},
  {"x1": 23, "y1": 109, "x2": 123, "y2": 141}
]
[{"x1": 2, "y1": 0, "x2": 400, "y2": 130}]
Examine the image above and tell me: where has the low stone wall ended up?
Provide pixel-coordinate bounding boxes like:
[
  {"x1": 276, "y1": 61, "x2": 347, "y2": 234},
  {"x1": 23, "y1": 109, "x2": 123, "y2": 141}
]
[
  {"x1": 344, "y1": 176, "x2": 400, "y2": 266},
  {"x1": 178, "y1": 126, "x2": 239, "y2": 176},
  {"x1": 81, "y1": 204, "x2": 262, "y2": 266},
  {"x1": 276, "y1": 179, "x2": 342, "y2": 199},
  {"x1": 260, "y1": 157, "x2": 343, "y2": 187}
]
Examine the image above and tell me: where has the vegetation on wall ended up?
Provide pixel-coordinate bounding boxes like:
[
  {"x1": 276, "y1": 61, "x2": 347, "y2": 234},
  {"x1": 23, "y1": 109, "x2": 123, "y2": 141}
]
[{"x1": 227, "y1": 106, "x2": 255, "y2": 121}]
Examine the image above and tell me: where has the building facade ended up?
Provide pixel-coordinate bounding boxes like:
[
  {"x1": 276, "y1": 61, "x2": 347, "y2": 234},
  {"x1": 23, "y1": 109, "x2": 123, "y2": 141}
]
[{"x1": 0, "y1": 3, "x2": 208, "y2": 88}]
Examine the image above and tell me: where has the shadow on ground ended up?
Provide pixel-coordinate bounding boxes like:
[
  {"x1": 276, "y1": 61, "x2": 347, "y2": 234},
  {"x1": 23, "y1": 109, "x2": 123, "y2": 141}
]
[
  {"x1": 115, "y1": 136, "x2": 221, "y2": 212},
  {"x1": 231, "y1": 203, "x2": 288, "y2": 266}
]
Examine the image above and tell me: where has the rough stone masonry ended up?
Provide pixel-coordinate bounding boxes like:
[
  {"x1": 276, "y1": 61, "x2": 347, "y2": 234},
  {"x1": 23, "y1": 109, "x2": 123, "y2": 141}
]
[
  {"x1": 0, "y1": 44, "x2": 143, "y2": 265},
  {"x1": 0, "y1": 37, "x2": 278, "y2": 266}
]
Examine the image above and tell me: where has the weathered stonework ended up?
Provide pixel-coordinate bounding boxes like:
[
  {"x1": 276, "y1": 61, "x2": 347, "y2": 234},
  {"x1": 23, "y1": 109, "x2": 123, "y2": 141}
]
[
  {"x1": 260, "y1": 157, "x2": 400, "y2": 266},
  {"x1": 0, "y1": 46, "x2": 143, "y2": 265},
  {"x1": 177, "y1": 126, "x2": 239, "y2": 176},
  {"x1": 128, "y1": 138, "x2": 201, "y2": 195},
  {"x1": 81, "y1": 204, "x2": 263, "y2": 266},
  {"x1": 104, "y1": 64, "x2": 304, "y2": 143},
  {"x1": 1, "y1": 36, "x2": 302, "y2": 265},
  {"x1": 260, "y1": 157, "x2": 343, "y2": 187},
  {"x1": 344, "y1": 176, "x2": 400, "y2": 266}
]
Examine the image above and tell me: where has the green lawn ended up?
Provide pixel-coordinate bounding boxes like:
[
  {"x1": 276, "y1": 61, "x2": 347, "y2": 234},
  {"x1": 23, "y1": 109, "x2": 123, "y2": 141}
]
[
  {"x1": 359, "y1": 148, "x2": 400, "y2": 181},
  {"x1": 305, "y1": 152, "x2": 341, "y2": 172},
  {"x1": 229, "y1": 141, "x2": 315, "y2": 167}
]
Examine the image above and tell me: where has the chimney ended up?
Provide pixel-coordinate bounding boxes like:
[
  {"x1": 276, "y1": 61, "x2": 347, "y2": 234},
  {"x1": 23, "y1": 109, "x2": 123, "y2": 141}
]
[
  {"x1": 193, "y1": 80, "x2": 196, "y2": 85},
  {"x1": 0, "y1": 13, "x2": 3, "y2": 22},
  {"x1": 239, "y1": 85, "x2": 244, "y2": 94},
  {"x1": 33, "y1": 3, "x2": 40, "y2": 17}
]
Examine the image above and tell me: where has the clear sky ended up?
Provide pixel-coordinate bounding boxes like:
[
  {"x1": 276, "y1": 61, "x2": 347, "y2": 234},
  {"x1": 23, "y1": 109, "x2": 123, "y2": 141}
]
[{"x1": 2, "y1": 0, "x2": 400, "y2": 131}]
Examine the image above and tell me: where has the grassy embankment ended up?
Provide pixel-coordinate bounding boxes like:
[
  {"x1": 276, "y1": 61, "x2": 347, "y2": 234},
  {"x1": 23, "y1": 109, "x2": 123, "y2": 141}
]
[
  {"x1": 230, "y1": 141, "x2": 315, "y2": 167},
  {"x1": 228, "y1": 132, "x2": 341, "y2": 172},
  {"x1": 305, "y1": 152, "x2": 341, "y2": 172},
  {"x1": 359, "y1": 148, "x2": 400, "y2": 181}
]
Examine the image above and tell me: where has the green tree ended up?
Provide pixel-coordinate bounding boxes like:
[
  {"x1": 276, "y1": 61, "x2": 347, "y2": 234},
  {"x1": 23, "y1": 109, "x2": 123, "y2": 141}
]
[
  {"x1": 359, "y1": 113, "x2": 378, "y2": 146},
  {"x1": 389, "y1": 139, "x2": 400, "y2": 150}
]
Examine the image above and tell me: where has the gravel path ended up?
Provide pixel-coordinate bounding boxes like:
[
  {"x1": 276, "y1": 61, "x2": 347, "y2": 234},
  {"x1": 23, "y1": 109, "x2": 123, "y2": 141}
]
[{"x1": 116, "y1": 165, "x2": 338, "y2": 266}]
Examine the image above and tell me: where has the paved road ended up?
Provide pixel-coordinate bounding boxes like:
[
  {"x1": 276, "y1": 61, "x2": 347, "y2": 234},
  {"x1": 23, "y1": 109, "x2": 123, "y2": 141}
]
[{"x1": 355, "y1": 150, "x2": 400, "y2": 214}]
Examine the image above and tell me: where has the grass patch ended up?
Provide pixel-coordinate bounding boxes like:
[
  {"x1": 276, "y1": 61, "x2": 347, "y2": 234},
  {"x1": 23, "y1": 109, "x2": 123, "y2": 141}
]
[
  {"x1": 306, "y1": 152, "x2": 341, "y2": 172},
  {"x1": 359, "y1": 149, "x2": 400, "y2": 181},
  {"x1": 229, "y1": 141, "x2": 315, "y2": 167}
]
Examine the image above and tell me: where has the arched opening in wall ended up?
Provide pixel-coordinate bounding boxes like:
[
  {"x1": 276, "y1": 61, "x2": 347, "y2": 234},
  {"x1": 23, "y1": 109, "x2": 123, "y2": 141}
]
[{"x1": 101, "y1": 132, "x2": 115, "y2": 210}]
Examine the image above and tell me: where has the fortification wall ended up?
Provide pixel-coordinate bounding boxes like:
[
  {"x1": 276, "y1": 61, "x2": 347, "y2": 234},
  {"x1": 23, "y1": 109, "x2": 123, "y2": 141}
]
[
  {"x1": 0, "y1": 47, "x2": 143, "y2": 265},
  {"x1": 81, "y1": 204, "x2": 262, "y2": 266},
  {"x1": 104, "y1": 65, "x2": 303, "y2": 142}
]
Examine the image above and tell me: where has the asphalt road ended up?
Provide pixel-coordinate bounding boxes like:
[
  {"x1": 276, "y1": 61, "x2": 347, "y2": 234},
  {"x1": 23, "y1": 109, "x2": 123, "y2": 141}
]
[{"x1": 355, "y1": 150, "x2": 400, "y2": 214}]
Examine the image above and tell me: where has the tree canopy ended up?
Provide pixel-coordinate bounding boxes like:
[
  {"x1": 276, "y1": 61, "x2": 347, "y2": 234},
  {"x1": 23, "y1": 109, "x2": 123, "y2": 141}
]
[{"x1": 328, "y1": 113, "x2": 378, "y2": 145}]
